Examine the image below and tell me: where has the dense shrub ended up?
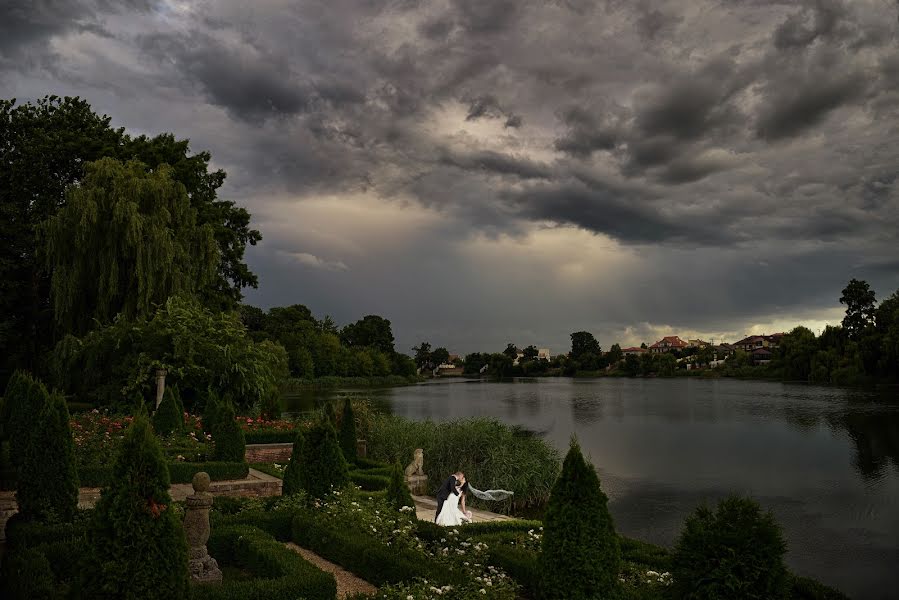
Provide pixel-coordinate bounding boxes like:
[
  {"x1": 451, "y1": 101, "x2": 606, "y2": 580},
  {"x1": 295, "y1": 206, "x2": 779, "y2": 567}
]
[
  {"x1": 0, "y1": 546, "x2": 58, "y2": 600},
  {"x1": 16, "y1": 388, "x2": 80, "y2": 522},
  {"x1": 282, "y1": 430, "x2": 305, "y2": 496},
  {"x1": 385, "y1": 461, "x2": 415, "y2": 511},
  {"x1": 81, "y1": 414, "x2": 189, "y2": 599},
  {"x1": 489, "y1": 544, "x2": 539, "y2": 598},
  {"x1": 353, "y1": 456, "x2": 390, "y2": 470},
  {"x1": 349, "y1": 469, "x2": 390, "y2": 491},
  {"x1": 291, "y1": 512, "x2": 453, "y2": 587},
  {"x1": 366, "y1": 415, "x2": 560, "y2": 513},
  {"x1": 2, "y1": 371, "x2": 43, "y2": 469},
  {"x1": 538, "y1": 438, "x2": 620, "y2": 600},
  {"x1": 152, "y1": 386, "x2": 183, "y2": 435},
  {"x1": 3, "y1": 513, "x2": 89, "y2": 549},
  {"x1": 339, "y1": 396, "x2": 357, "y2": 463},
  {"x1": 195, "y1": 524, "x2": 336, "y2": 600},
  {"x1": 213, "y1": 510, "x2": 294, "y2": 541},
  {"x1": 259, "y1": 387, "x2": 282, "y2": 421},
  {"x1": 285, "y1": 420, "x2": 349, "y2": 498},
  {"x1": 671, "y1": 496, "x2": 789, "y2": 600},
  {"x1": 322, "y1": 399, "x2": 337, "y2": 426},
  {"x1": 212, "y1": 401, "x2": 246, "y2": 462},
  {"x1": 789, "y1": 575, "x2": 851, "y2": 600}
]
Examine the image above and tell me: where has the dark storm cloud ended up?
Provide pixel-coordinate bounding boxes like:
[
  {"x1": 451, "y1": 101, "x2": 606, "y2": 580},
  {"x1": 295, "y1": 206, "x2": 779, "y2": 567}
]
[
  {"x1": 4, "y1": 0, "x2": 899, "y2": 348},
  {"x1": 0, "y1": 0, "x2": 154, "y2": 60}
]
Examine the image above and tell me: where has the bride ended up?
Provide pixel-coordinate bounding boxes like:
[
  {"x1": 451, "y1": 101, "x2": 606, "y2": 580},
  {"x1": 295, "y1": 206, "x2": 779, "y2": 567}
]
[{"x1": 435, "y1": 481, "x2": 472, "y2": 526}]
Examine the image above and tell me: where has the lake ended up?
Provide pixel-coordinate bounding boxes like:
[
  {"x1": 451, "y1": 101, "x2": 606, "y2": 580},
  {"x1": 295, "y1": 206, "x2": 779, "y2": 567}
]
[{"x1": 286, "y1": 378, "x2": 899, "y2": 600}]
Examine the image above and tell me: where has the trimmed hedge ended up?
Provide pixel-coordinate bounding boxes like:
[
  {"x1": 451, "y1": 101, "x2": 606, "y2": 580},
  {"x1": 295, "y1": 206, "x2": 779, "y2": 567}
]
[
  {"x1": 195, "y1": 525, "x2": 336, "y2": 600},
  {"x1": 4, "y1": 512, "x2": 89, "y2": 549},
  {"x1": 414, "y1": 518, "x2": 543, "y2": 541},
  {"x1": 348, "y1": 470, "x2": 390, "y2": 491},
  {"x1": 0, "y1": 546, "x2": 59, "y2": 600},
  {"x1": 213, "y1": 510, "x2": 295, "y2": 542},
  {"x1": 291, "y1": 511, "x2": 455, "y2": 587},
  {"x1": 353, "y1": 456, "x2": 390, "y2": 470},
  {"x1": 488, "y1": 544, "x2": 539, "y2": 598},
  {"x1": 244, "y1": 431, "x2": 299, "y2": 445},
  {"x1": 77, "y1": 461, "x2": 249, "y2": 487}
]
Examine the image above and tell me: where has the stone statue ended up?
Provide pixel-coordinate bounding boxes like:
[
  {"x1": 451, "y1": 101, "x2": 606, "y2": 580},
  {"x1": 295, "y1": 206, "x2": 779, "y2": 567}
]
[
  {"x1": 184, "y1": 472, "x2": 222, "y2": 583},
  {"x1": 404, "y1": 448, "x2": 424, "y2": 477}
]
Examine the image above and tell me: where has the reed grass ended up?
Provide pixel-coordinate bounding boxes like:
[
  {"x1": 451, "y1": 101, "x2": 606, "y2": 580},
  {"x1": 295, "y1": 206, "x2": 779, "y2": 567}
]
[{"x1": 365, "y1": 414, "x2": 561, "y2": 514}]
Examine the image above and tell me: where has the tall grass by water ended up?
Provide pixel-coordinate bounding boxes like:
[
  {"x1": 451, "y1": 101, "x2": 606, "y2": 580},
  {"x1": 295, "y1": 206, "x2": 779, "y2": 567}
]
[{"x1": 365, "y1": 415, "x2": 561, "y2": 514}]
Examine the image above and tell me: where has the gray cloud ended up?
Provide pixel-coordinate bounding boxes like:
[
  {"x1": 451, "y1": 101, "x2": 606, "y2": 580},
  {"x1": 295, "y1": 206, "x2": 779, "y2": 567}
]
[{"x1": 3, "y1": 0, "x2": 898, "y2": 349}]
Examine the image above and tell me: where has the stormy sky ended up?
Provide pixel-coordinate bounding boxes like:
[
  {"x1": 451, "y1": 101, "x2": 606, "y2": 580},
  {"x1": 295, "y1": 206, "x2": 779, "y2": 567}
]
[{"x1": 3, "y1": 0, "x2": 898, "y2": 355}]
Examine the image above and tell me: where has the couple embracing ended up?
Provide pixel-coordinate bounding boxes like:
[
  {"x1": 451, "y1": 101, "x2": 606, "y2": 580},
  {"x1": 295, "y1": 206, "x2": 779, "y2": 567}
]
[{"x1": 434, "y1": 471, "x2": 473, "y2": 526}]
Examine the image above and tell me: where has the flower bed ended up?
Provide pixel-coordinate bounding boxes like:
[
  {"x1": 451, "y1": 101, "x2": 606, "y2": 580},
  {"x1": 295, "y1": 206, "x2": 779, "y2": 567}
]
[{"x1": 240, "y1": 417, "x2": 310, "y2": 445}]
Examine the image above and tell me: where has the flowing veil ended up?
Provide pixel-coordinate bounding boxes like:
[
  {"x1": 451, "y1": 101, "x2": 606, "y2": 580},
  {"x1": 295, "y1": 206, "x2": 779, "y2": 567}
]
[{"x1": 466, "y1": 484, "x2": 514, "y2": 501}]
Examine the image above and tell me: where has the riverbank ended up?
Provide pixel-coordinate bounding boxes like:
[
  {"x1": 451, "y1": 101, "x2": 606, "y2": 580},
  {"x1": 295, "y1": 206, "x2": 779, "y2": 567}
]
[{"x1": 283, "y1": 375, "x2": 424, "y2": 392}]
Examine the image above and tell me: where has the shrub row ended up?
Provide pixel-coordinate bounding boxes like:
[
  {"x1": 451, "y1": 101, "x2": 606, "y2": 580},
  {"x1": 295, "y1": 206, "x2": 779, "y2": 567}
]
[
  {"x1": 348, "y1": 470, "x2": 390, "y2": 491},
  {"x1": 77, "y1": 461, "x2": 249, "y2": 487},
  {"x1": 290, "y1": 511, "x2": 455, "y2": 587},
  {"x1": 414, "y1": 518, "x2": 543, "y2": 541},
  {"x1": 352, "y1": 456, "x2": 390, "y2": 470},
  {"x1": 212, "y1": 510, "x2": 294, "y2": 541},
  {"x1": 244, "y1": 431, "x2": 299, "y2": 445},
  {"x1": 4, "y1": 512, "x2": 89, "y2": 549},
  {"x1": 196, "y1": 525, "x2": 336, "y2": 600},
  {"x1": 487, "y1": 544, "x2": 539, "y2": 598}
]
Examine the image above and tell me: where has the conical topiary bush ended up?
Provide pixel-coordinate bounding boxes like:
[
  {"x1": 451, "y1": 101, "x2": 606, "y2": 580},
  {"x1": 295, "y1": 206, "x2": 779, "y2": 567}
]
[
  {"x1": 339, "y1": 397, "x2": 357, "y2": 464},
  {"x1": 296, "y1": 418, "x2": 349, "y2": 498},
  {"x1": 538, "y1": 437, "x2": 620, "y2": 600},
  {"x1": 17, "y1": 389, "x2": 79, "y2": 522},
  {"x1": 82, "y1": 414, "x2": 189, "y2": 599},
  {"x1": 212, "y1": 400, "x2": 245, "y2": 462},
  {"x1": 282, "y1": 429, "x2": 306, "y2": 496},
  {"x1": 386, "y1": 461, "x2": 415, "y2": 513},
  {"x1": 152, "y1": 386, "x2": 183, "y2": 436}
]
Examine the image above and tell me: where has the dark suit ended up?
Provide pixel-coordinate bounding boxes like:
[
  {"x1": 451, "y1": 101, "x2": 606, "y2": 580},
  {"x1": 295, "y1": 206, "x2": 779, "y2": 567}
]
[{"x1": 435, "y1": 475, "x2": 459, "y2": 522}]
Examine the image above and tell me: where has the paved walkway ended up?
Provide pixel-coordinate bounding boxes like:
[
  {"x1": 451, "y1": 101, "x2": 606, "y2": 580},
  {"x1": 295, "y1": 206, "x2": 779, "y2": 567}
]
[
  {"x1": 286, "y1": 542, "x2": 377, "y2": 598},
  {"x1": 411, "y1": 494, "x2": 512, "y2": 523}
]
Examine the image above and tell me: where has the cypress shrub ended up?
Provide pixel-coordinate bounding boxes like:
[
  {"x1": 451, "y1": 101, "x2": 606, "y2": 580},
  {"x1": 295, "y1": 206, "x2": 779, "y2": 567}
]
[
  {"x1": 339, "y1": 396, "x2": 357, "y2": 463},
  {"x1": 385, "y1": 461, "x2": 415, "y2": 512},
  {"x1": 322, "y1": 399, "x2": 337, "y2": 426},
  {"x1": 282, "y1": 429, "x2": 306, "y2": 496},
  {"x1": 81, "y1": 414, "x2": 189, "y2": 599},
  {"x1": 671, "y1": 496, "x2": 789, "y2": 600},
  {"x1": 260, "y1": 388, "x2": 282, "y2": 421},
  {"x1": 296, "y1": 419, "x2": 349, "y2": 498},
  {"x1": 3, "y1": 370, "x2": 43, "y2": 469},
  {"x1": 202, "y1": 389, "x2": 222, "y2": 434},
  {"x1": 152, "y1": 386, "x2": 182, "y2": 436},
  {"x1": 212, "y1": 400, "x2": 246, "y2": 462},
  {"x1": 17, "y1": 390, "x2": 79, "y2": 522},
  {"x1": 0, "y1": 546, "x2": 58, "y2": 600},
  {"x1": 538, "y1": 437, "x2": 620, "y2": 600}
]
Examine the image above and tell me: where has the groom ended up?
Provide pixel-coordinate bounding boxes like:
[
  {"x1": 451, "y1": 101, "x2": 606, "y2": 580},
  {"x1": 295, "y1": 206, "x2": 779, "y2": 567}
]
[{"x1": 435, "y1": 471, "x2": 464, "y2": 522}]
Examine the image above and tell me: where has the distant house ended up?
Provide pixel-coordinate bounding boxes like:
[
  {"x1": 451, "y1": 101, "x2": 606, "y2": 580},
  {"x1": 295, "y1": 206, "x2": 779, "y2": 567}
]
[
  {"x1": 649, "y1": 336, "x2": 689, "y2": 354},
  {"x1": 713, "y1": 344, "x2": 735, "y2": 360},
  {"x1": 621, "y1": 346, "x2": 647, "y2": 356},
  {"x1": 537, "y1": 348, "x2": 551, "y2": 361},
  {"x1": 687, "y1": 339, "x2": 710, "y2": 348},
  {"x1": 751, "y1": 347, "x2": 773, "y2": 365},
  {"x1": 447, "y1": 354, "x2": 462, "y2": 364},
  {"x1": 733, "y1": 334, "x2": 784, "y2": 352}
]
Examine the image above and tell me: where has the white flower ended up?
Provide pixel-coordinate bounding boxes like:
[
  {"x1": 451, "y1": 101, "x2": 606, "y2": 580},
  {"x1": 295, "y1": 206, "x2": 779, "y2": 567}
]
[
  {"x1": 407, "y1": 596, "x2": 414, "y2": 600},
  {"x1": 479, "y1": 590, "x2": 486, "y2": 595}
]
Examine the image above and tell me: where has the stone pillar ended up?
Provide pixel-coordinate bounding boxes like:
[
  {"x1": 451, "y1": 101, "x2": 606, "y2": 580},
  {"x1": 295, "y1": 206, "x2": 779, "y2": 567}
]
[
  {"x1": 356, "y1": 438, "x2": 367, "y2": 459},
  {"x1": 155, "y1": 369, "x2": 167, "y2": 409},
  {"x1": 184, "y1": 472, "x2": 222, "y2": 583}
]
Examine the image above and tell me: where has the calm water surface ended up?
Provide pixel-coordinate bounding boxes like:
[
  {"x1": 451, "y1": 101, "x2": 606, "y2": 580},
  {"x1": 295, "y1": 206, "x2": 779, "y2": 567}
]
[{"x1": 288, "y1": 378, "x2": 899, "y2": 599}]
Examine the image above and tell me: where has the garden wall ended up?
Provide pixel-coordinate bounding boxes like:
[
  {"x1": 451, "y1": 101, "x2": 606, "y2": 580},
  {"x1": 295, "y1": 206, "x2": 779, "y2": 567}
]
[{"x1": 245, "y1": 443, "x2": 293, "y2": 463}]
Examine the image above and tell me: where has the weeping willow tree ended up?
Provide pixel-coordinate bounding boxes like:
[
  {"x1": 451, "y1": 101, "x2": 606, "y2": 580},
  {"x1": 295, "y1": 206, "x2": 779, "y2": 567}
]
[{"x1": 41, "y1": 157, "x2": 219, "y2": 335}]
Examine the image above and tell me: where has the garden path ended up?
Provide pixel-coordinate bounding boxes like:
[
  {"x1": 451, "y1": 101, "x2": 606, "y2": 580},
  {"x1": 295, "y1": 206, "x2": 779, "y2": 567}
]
[
  {"x1": 411, "y1": 495, "x2": 512, "y2": 523},
  {"x1": 285, "y1": 542, "x2": 377, "y2": 597}
]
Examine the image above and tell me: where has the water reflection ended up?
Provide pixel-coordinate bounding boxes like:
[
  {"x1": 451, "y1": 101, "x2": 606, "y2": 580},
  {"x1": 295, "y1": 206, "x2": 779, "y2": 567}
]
[{"x1": 284, "y1": 379, "x2": 899, "y2": 599}]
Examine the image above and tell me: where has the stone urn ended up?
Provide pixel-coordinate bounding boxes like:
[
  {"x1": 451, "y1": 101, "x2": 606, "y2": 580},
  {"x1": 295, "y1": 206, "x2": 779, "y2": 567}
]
[{"x1": 184, "y1": 472, "x2": 222, "y2": 583}]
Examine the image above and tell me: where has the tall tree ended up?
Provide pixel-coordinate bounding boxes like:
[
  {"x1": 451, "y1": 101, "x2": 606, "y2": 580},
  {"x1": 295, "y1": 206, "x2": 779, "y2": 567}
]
[
  {"x1": 42, "y1": 158, "x2": 219, "y2": 334},
  {"x1": 840, "y1": 279, "x2": 877, "y2": 340},
  {"x1": 607, "y1": 343, "x2": 623, "y2": 364},
  {"x1": 340, "y1": 315, "x2": 396, "y2": 355},
  {"x1": 0, "y1": 96, "x2": 261, "y2": 385},
  {"x1": 431, "y1": 347, "x2": 450, "y2": 366},
  {"x1": 569, "y1": 331, "x2": 600, "y2": 359},
  {"x1": 523, "y1": 345, "x2": 539, "y2": 360},
  {"x1": 412, "y1": 342, "x2": 432, "y2": 370},
  {"x1": 503, "y1": 343, "x2": 519, "y2": 358}
]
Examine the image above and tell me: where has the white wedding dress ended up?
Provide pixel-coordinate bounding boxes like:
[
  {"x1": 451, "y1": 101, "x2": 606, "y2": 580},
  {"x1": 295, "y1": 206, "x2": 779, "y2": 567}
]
[{"x1": 435, "y1": 489, "x2": 471, "y2": 526}]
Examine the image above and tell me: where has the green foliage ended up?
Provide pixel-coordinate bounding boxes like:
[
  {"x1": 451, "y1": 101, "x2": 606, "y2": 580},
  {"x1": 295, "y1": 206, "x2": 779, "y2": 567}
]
[
  {"x1": 291, "y1": 512, "x2": 452, "y2": 587},
  {"x1": 196, "y1": 525, "x2": 337, "y2": 600},
  {"x1": 366, "y1": 415, "x2": 560, "y2": 513},
  {"x1": 779, "y1": 326, "x2": 818, "y2": 381},
  {"x1": 671, "y1": 496, "x2": 789, "y2": 600},
  {"x1": 282, "y1": 430, "x2": 306, "y2": 496},
  {"x1": 412, "y1": 341, "x2": 432, "y2": 369},
  {"x1": 385, "y1": 462, "x2": 416, "y2": 511},
  {"x1": 41, "y1": 158, "x2": 219, "y2": 335},
  {"x1": 538, "y1": 437, "x2": 620, "y2": 600},
  {"x1": 789, "y1": 575, "x2": 851, "y2": 600},
  {"x1": 569, "y1": 331, "x2": 600, "y2": 359},
  {"x1": 0, "y1": 96, "x2": 261, "y2": 388},
  {"x1": 340, "y1": 315, "x2": 396, "y2": 354},
  {"x1": 17, "y1": 389, "x2": 79, "y2": 522},
  {"x1": 152, "y1": 386, "x2": 183, "y2": 435},
  {"x1": 3, "y1": 370, "x2": 41, "y2": 469},
  {"x1": 51, "y1": 295, "x2": 288, "y2": 409},
  {"x1": 0, "y1": 546, "x2": 59, "y2": 600},
  {"x1": 297, "y1": 420, "x2": 350, "y2": 498},
  {"x1": 322, "y1": 399, "x2": 337, "y2": 425},
  {"x1": 82, "y1": 415, "x2": 189, "y2": 599},
  {"x1": 339, "y1": 396, "x2": 358, "y2": 463},
  {"x1": 259, "y1": 387, "x2": 282, "y2": 421},
  {"x1": 349, "y1": 470, "x2": 391, "y2": 491},
  {"x1": 840, "y1": 279, "x2": 877, "y2": 340},
  {"x1": 212, "y1": 401, "x2": 247, "y2": 462}
]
